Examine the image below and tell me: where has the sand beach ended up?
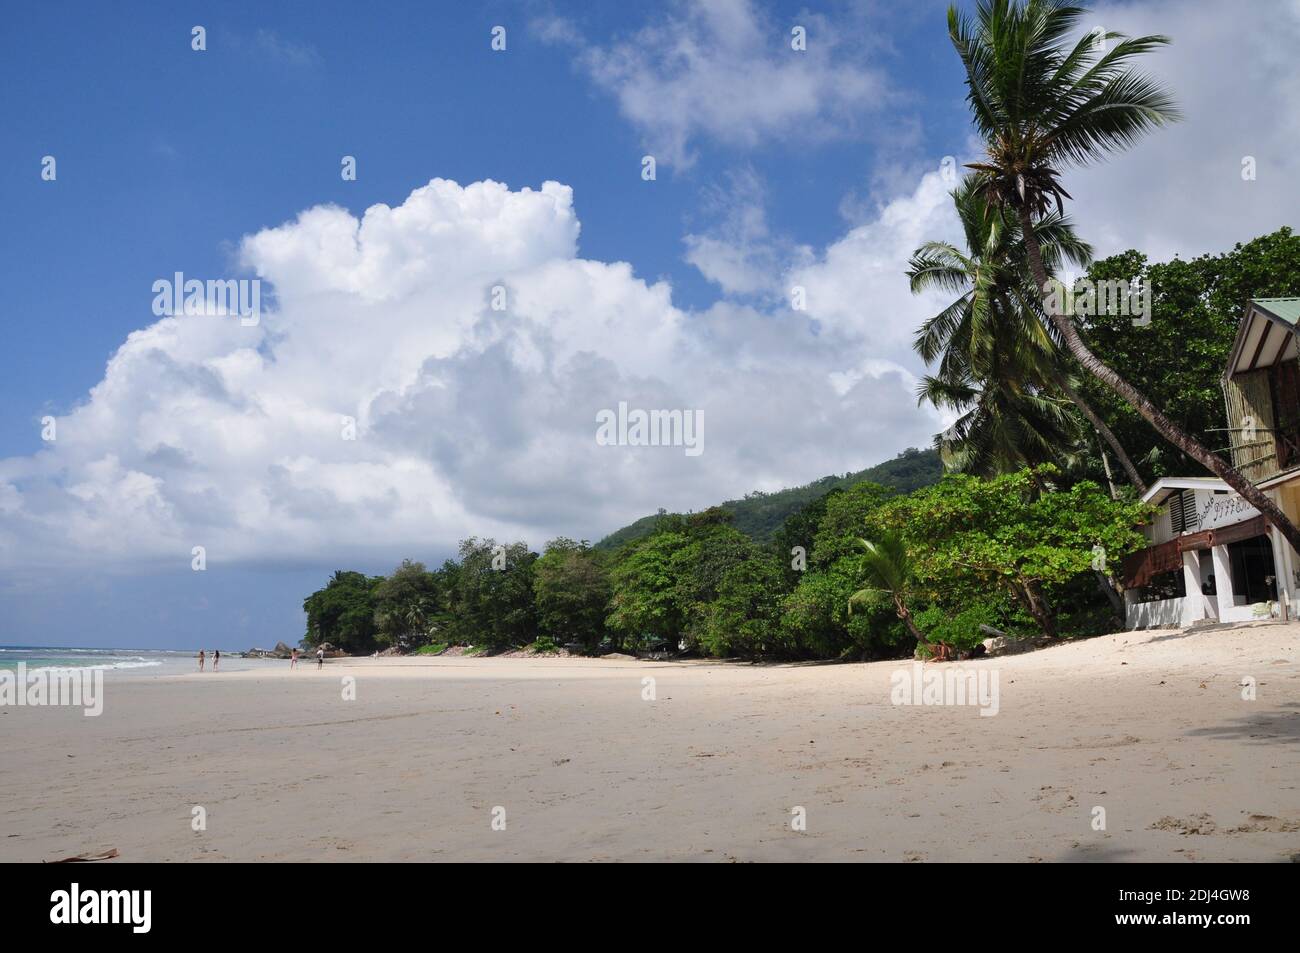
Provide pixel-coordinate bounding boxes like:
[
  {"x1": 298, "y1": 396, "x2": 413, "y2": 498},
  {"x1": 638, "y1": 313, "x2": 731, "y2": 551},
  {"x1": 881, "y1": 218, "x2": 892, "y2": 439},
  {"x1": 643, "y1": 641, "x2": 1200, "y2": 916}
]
[{"x1": 2, "y1": 621, "x2": 1297, "y2": 862}]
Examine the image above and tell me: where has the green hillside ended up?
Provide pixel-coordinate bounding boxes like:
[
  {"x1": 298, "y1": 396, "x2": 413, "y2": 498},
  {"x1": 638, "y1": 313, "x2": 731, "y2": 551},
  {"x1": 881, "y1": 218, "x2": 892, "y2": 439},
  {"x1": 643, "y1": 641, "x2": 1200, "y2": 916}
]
[{"x1": 594, "y1": 447, "x2": 942, "y2": 550}]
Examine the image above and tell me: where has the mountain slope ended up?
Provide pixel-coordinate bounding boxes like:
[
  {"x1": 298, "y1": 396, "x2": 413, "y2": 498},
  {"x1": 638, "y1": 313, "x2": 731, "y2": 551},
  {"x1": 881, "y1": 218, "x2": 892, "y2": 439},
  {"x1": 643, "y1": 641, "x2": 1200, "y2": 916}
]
[{"x1": 595, "y1": 447, "x2": 942, "y2": 550}]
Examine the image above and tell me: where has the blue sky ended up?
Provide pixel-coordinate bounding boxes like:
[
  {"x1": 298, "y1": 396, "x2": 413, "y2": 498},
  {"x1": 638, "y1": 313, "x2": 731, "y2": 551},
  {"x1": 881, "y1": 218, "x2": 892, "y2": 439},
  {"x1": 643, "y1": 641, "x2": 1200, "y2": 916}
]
[
  {"x1": 0, "y1": 0, "x2": 960, "y2": 457},
  {"x1": 1, "y1": 1, "x2": 974, "y2": 455},
  {"x1": 2, "y1": 0, "x2": 1297, "y2": 648}
]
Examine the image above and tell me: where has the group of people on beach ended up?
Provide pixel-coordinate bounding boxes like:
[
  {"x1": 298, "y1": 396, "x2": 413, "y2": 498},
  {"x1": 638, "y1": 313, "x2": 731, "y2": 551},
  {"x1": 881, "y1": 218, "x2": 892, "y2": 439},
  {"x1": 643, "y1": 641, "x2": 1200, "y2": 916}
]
[
  {"x1": 198, "y1": 646, "x2": 324, "y2": 671},
  {"x1": 287, "y1": 647, "x2": 325, "y2": 670},
  {"x1": 288, "y1": 647, "x2": 326, "y2": 669}
]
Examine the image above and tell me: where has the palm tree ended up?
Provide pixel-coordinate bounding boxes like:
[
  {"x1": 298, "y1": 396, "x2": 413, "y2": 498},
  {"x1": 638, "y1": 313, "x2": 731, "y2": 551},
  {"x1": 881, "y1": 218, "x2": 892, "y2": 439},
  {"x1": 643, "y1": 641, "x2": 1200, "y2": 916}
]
[
  {"x1": 402, "y1": 598, "x2": 433, "y2": 641},
  {"x1": 909, "y1": 177, "x2": 1147, "y2": 490},
  {"x1": 920, "y1": 364, "x2": 1080, "y2": 477},
  {"x1": 848, "y1": 532, "x2": 939, "y2": 654},
  {"x1": 948, "y1": 0, "x2": 1300, "y2": 549}
]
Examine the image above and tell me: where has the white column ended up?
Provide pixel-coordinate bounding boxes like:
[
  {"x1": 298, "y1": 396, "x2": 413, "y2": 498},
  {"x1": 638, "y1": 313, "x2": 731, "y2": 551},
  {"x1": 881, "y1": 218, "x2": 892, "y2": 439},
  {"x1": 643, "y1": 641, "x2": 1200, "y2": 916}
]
[
  {"x1": 1180, "y1": 550, "x2": 1202, "y2": 626},
  {"x1": 1268, "y1": 526, "x2": 1287, "y2": 619},
  {"x1": 1282, "y1": 537, "x2": 1298, "y2": 618},
  {"x1": 1277, "y1": 493, "x2": 1299, "y2": 611},
  {"x1": 1211, "y1": 543, "x2": 1235, "y2": 617}
]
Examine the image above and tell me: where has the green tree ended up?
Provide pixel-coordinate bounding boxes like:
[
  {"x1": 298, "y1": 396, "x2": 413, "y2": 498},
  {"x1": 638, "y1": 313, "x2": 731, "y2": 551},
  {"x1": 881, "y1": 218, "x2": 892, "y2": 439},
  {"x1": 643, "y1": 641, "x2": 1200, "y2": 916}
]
[
  {"x1": 878, "y1": 467, "x2": 1149, "y2": 638},
  {"x1": 781, "y1": 570, "x2": 852, "y2": 658},
  {"x1": 948, "y1": 0, "x2": 1300, "y2": 552},
  {"x1": 767, "y1": 482, "x2": 914, "y2": 659},
  {"x1": 772, "y1": 488, "x2": 839, "y2": 590},
  {"x1": 909, "y1": 177, "x2": 1144, "y2": 489},
  {"x1": 302, "y1": 570, "x2": 382, "y2": 654},
  {"x1": 700, "y1": 553, "x2": 791, "y2": 658},
  {"x1": 849, "y1": 531, "x2": 935, "y2": 652},
  {"x1": 811, "y1": 482, "x2": 896, "y2": 565},
  {"x1": 670, "y1": 519, "x2": 756, "y2": 649},
  {"x1": 606, "y1": 532, "x2": 688, "y2": 651},
  {"x1": 447, "y1": 538, "x2": 539, "y2": 650},
  {"x1": 913, "y1": 601, "x2": 1005, "y2": 653},
  {"x1": 371, "y1": 559, "x2": 441, "y2": 649},
  {"x1": 1075, "y1": 229, "x2": 1300, "y2": 482},
  {"x1": 533, "y1": 538, "x2": 611, "y2": 654}
]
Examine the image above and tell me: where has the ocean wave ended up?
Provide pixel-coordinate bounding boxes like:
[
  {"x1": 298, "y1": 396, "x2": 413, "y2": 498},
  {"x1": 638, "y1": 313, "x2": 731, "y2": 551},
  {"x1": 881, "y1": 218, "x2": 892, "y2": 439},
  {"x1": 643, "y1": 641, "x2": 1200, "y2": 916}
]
[{"x1": 20, "y1": 659, "x2": 164, "y2": 673}]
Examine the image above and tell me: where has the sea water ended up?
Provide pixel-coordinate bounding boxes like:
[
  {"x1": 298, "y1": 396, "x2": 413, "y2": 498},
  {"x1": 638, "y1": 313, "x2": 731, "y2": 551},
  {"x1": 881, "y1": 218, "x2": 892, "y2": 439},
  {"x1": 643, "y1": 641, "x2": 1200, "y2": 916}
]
[{"x1": 0, "y1": 646, "x2": 275, "y2": 676}]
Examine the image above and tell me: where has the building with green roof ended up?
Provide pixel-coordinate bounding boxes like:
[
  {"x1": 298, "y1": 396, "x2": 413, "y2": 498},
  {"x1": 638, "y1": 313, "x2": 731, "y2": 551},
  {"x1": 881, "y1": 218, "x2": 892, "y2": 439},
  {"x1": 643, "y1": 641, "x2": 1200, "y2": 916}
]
[{"x1": 1124, "y1": 299, "x2": 1300, "y2": 629}]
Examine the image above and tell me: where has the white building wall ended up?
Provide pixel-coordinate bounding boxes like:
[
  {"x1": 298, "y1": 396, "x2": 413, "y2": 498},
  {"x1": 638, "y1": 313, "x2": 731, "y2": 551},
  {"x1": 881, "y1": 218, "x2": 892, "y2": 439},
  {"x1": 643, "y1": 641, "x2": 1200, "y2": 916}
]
[
  {"x1": 1125, "y1": 550, "x2": 1209, "y2": 629},
  {"x1": 1126, "y1": 596, "x2": 1185, "y2": 629},
  {"x1": 1128, "y1": 478, "x2": 1300, "y2": 629}
]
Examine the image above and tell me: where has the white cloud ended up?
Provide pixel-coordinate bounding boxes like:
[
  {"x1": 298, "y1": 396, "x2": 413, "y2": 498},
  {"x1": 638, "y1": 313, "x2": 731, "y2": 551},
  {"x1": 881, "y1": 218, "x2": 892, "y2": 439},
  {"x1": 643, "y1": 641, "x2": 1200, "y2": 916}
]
[
  {"x1": 537, "y1": 0, "x2": 892, "y2": 167},
  {"x1": 234, "y1": 29, "x2": 322, "y2": 69},
  {"x1": 0, "y1": 175, "x2": 950, "y2": 571},
  {"x1": 682, "y1": 168, "x2": 813, "y2": 297},
  {"x1": 1066, "y1": 0, "x2": 1300, "y2": 261},
  {"x1": 788, "y1": 167, "x2": 962, "y2": 353}
]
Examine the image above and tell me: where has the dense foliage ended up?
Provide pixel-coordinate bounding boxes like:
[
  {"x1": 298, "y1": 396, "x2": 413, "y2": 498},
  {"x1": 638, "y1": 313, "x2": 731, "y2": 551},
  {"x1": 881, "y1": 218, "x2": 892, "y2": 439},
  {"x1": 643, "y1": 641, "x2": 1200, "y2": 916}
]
[
  {"x1": 302, "y1": 466, "x2": 1149, "y2": 660},
  {"x1": 1074, "y1": 228, "x2": 1300, "y2": 484},
  {"x1": 302, "y1": 570, "x2": 384, "y2": 654},
  {"x1": 533, "y1": 538, "x2": 611, "y2": 655}
]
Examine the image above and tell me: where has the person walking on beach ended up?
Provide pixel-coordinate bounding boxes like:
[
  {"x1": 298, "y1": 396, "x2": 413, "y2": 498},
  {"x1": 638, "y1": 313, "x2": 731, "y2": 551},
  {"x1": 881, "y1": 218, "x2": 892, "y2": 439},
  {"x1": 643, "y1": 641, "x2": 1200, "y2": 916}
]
[
  {"x1": 316, "y1": 646, "x2": 324, "y2": 669},
  {"x1": 290, "y1": 648, "x2": 299, "y2": 669},
  {"x1": 213, "y1": 649, "x2": 220, "y2": 672},
  {"x1": 198, "y1": 649, "x2": 206, "y2": 672}
]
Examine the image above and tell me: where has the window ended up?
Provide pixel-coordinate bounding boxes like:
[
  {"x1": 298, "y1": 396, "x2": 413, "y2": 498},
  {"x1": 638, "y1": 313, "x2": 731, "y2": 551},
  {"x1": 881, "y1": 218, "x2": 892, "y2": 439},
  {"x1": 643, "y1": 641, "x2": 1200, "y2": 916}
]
[
  {"x1": 1137, "y1": 568, "x2": 1186, "y2": 604},
  {"x1": 1169, "y1": 490, "x2": 1199, "y2": 533}
]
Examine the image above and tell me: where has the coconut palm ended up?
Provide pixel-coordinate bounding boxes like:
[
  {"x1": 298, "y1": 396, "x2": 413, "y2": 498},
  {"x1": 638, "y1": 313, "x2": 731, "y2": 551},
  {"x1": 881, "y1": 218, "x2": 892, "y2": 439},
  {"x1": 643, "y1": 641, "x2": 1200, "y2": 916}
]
[
  {"x1": 848, "y1": 532, "x2": 937, "y2": 654},
  {"x1": 948, "y1": 0, "x2": 1300, "y2": 548},
  {"x1": 909, "y1": 177, "x2": 1146, "y2": 490},
  {"x1": 920, "y1": 362, "x2": 1080, "y2": 478},
  {"x1": 402, "y1": 598, "x2": 433, "y2": 638}
]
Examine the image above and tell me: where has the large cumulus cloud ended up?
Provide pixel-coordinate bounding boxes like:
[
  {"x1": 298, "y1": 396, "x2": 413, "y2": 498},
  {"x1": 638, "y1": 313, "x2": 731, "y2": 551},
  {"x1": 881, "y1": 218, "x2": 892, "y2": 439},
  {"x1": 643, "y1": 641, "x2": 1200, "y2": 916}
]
[{"x1": 0, "y1": 174, "x2": 952, "y2": 571}]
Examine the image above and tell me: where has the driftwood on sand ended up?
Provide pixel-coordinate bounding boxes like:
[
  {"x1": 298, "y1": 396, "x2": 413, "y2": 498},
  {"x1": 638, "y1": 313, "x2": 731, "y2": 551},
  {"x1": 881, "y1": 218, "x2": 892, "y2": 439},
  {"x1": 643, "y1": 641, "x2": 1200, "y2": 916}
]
[{"x1": 46, "y1": 848, "x2": 119, "y2": 863}]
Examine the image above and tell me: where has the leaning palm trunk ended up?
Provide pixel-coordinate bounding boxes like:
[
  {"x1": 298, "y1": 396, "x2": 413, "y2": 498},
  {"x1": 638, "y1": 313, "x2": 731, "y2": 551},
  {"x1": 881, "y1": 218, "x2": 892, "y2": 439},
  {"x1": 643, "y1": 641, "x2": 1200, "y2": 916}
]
[
  {"x1": 894, "y1": 597, "x2": 940, "y2": 655},
  {"x1": 1017, "y1": 204, "x2": 1300, "y2": 553},
  {"x1": 1094, "y1": 569, "x2": 1125, "y2": 623},
  {"x1": 1054, "y1": 375, "x2": 1147, "y2": 493}
]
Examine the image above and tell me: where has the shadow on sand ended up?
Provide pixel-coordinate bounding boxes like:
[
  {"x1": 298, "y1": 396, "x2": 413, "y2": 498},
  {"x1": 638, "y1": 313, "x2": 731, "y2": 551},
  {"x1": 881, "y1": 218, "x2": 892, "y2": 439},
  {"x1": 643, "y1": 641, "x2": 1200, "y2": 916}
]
[
  {"x1": 1054, "y1": 842, "x2": 1141, "y2": 863},
  {"x1": 1187, "y1": 705, "x2": 1300, "y2": 746}
]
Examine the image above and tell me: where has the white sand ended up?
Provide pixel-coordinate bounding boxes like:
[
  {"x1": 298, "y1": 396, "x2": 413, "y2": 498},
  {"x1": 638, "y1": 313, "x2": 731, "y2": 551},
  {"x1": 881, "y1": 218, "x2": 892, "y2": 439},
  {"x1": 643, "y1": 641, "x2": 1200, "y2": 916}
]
[{"x1": 2, "y1": 621, "x2": 1297, "y2": 862}]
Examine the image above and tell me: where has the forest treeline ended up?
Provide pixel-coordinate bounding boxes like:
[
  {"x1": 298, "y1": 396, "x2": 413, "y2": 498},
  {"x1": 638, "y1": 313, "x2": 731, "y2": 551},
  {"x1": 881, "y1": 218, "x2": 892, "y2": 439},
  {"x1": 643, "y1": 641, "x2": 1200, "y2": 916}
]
[
  {"x1": 304, "y1": 225, "x2": 1300, "y2": 661},
  {"x1": 304, "y1": 466, "x2": 1147, "y2": 659}
]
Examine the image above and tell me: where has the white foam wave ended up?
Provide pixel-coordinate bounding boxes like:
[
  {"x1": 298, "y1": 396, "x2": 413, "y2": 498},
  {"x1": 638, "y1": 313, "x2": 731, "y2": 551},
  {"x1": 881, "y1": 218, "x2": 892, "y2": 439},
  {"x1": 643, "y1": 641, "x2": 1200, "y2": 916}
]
[{"x1": 23, "y1": 659, "x2": 163, "y2": 673}]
